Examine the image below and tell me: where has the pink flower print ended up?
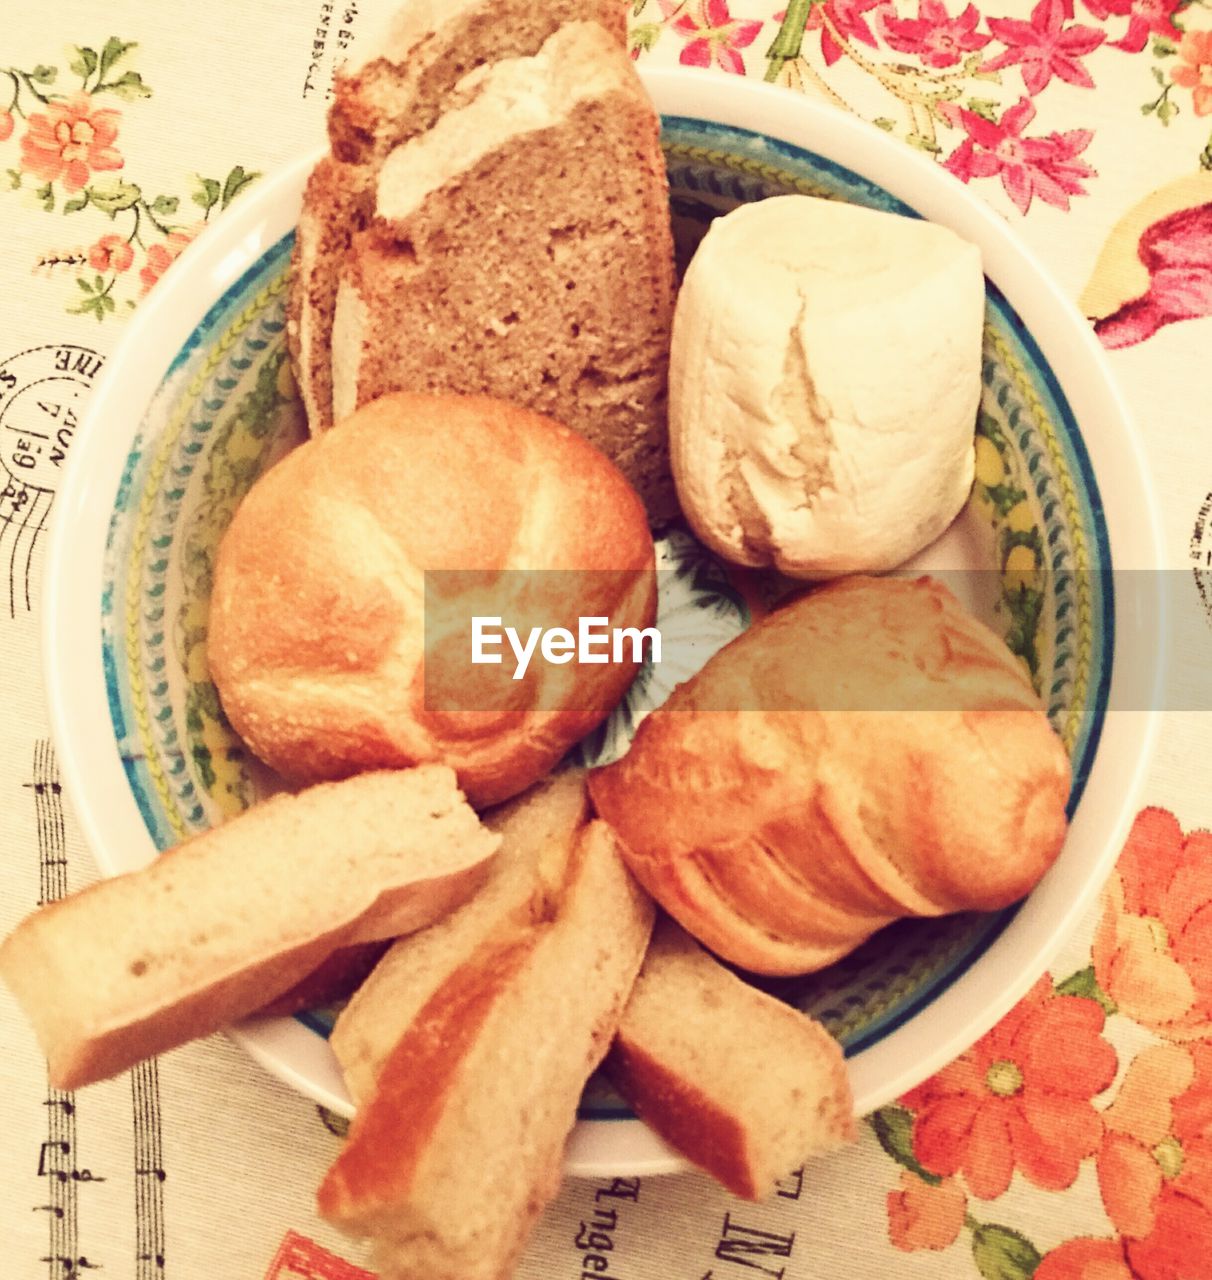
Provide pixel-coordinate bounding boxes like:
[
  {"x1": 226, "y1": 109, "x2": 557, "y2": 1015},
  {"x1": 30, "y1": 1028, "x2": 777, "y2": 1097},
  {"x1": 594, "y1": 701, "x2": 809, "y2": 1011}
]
[
  {"x1": 665, "y1": 0, "x2": 764, "y2": 74},
  {"x1": 20, "y1": 92, "x2": 122, "y2": 193},
  {"x1": 138, "y1": 224, "x2": 202, "y2": 295},
  {"x1": 881, "y1": 0, "x2": 991, "y2": 69},
  {"x1": 88, "y1": 233, "x2": 134, "y2": 274},
  {"x1": 943, "y1": 96, "x2": 1096, "y2": 215},
  {"x1": 1080, "y1": 0, "x2": 1181, "y2": 53},
  {"x1": 1173, "y1": 30, "x2": 1212, "y2": 117},
  {"x1": 982, "y1": 0, "x2": 1104, "y2": 95},
  {"x1": 0, "y1": 110, "x2": 14, "y2": 143},
  {"x1": 774, "y1": 0, "x2": 892, "y2": 67},
  {"x1": 1095, "y1": 204, "x2": 1212, "y2": 348}
]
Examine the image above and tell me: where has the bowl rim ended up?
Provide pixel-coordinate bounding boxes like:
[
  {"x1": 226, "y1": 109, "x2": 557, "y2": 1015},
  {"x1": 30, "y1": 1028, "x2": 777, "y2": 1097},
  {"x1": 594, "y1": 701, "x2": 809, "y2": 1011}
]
[{"x1": 42, "y1": 67, "x2": 1165, "y2": 1177}]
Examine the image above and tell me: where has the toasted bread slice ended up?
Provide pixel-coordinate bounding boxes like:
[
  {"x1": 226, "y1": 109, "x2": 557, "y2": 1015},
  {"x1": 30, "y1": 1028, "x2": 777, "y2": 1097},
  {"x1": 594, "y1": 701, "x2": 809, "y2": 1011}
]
[
  {"x1": 606, "y1": 918, "x2": 855, "y2": 1199},
  {"x1": 0, "y1": 767, "x2": 497, "y2": 1090},
  {"x1": 331, "y1": 767, "x2": 588, "y2": 1102},
  {"x1": 318, "y1": 820, "x2": 654, "y2": 1280}
]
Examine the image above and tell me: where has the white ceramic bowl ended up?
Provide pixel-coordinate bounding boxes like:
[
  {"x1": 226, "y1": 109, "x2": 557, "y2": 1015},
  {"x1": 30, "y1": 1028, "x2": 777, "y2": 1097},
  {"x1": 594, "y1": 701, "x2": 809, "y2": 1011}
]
[{"x1": 43, "y1": 69, "x2": 1164, "y2": 1175}]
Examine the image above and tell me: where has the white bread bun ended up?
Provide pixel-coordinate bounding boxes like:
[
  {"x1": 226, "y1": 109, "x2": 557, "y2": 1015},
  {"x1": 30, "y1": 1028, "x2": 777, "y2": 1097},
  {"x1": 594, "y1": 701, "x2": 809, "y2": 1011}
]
[
  {"x1": 317, "y1": 820, "x2": 654, "y2": 1280},
  {"x1": 208, "y1": 392, "x2": 656, "y2": 807},
  {"x1": 331, "y1": 767, "x2": 589, "y2": 1103},
  {"x1": 670, "y1": 195, "x2": 983, "y2": 577},
  {"x1": 606, "y1": 918, "x2": 855, "y2": 1198},
  {"x1": 0, "y1": 767, "x2": 498, "y2": 1090},
  {"x1": 589, "y1": 576, "x2": 1071, "y2": 975}
]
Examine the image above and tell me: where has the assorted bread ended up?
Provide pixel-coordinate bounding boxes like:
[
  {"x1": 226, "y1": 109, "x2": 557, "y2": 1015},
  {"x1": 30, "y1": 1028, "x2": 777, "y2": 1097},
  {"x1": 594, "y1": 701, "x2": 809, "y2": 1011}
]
[
  {"x1": 590, "y1": 576, "x2": 1072, "y2": 975},
  {"x1": 0, "y1": 766, "x2": 498, "y2": 1090},
  {"x1": 2, "y1": 2, "x2": 1087, "y2": 1276},
  {"x1": 207, "y1": 391, "x2": 656, "y2": 807},
  {"x1": 606, "y1": 918, "x2": 855, "y2": 1199},
  {"x1": 317, "y1": 820, "x2": 655, "y2": 1280}
]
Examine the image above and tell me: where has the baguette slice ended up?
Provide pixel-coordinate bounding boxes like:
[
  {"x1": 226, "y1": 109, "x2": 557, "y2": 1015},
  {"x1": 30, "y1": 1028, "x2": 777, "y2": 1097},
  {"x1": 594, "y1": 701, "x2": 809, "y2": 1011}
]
[
  {"x1": 318, "y1": 820, "x2": 655, "y2": 1280},
  {"x1": 605, "y1": 918, "x2": 856, "y2": 1200},
  {"x1": 288, "y1": 1, "x2": 626, "y2": 432},
  {"x1": 331, "y1": 767, "x2": 588, "y2": 1103},
  {"x1": 0, "y1": 766, "x2": 498, "y2": 1090}
]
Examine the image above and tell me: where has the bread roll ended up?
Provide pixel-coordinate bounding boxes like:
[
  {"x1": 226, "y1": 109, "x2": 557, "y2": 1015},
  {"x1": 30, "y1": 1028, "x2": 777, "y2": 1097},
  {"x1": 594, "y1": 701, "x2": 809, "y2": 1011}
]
[
  {"x1": 606, "y1": 918, "x2": 854, "y2": 1198},
  {"x1": 589, "y1": 576, "x2": 1071, "y2": 975},
  {"x1": 0, "y1": 767, "x2": 498, "y2": 1090},
  {"x1": 208, "y1": 393, "x2": 656, "y2": 806}
]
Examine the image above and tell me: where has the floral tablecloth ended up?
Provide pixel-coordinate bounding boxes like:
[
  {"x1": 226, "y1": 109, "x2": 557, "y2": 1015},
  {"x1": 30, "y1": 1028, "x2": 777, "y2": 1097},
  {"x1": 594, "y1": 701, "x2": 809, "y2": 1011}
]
[{"x1": 2, "y1": 2, "x2": 1211, "y2": 1279}]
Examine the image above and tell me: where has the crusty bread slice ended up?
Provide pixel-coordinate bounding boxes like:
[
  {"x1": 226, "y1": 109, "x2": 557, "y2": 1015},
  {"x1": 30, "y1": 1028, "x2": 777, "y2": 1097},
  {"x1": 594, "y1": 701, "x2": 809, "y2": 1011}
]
[
  {"x1": 330, "y1": 20, "x2": 677, "y2": 523},
  {"x1": 0, "y1": 767, "x2": 498, "y2": 1090},
  {"x1": 317, "y1": 820, "x2": 654, "y2": 1280},
  {"x1": 288, "y1": 0, "x2": 627, "y2": 433},
  {"x1": 331, "y1": 767, "x2": 588, "y2": 1102},
  {"x1": 605, "y1": 918, "x2": 856, "y2": 1200}
]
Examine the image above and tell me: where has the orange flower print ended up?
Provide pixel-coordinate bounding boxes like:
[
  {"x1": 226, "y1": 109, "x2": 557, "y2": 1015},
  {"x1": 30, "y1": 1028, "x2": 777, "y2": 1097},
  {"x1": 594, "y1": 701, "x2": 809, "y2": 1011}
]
[
  {"x1": 1036, "y1": 1237, "x2": 1133, "y2": 1280},
  {"x1": 88, "y1": 234, "x2": 134, "y2": 274},
  {"x1": 885, "y1": 1170, "x2": 967, "y2": 1251},
  {"x1": 1092, "y1": 807, "x2": 1212, "y2": 1039},
  {"x1": 902, "y1": 975, "x2": 1116, "y2": 1198},
  {"x1": 1097, "y1": 1042, "x2": 1212, "y2": 1279},
  {"x1": 1172, "y1": 30, "x2": 1212, "y2": 117},
  {"x1": 20, "y1": 92, "x2": 123, "y2": 193},
  {"x1": 138, "y1": 225, "x2": 201, "y2": 295},
  {"x1": 0, "y1": 110, "x2": 14, "y2": 143}
]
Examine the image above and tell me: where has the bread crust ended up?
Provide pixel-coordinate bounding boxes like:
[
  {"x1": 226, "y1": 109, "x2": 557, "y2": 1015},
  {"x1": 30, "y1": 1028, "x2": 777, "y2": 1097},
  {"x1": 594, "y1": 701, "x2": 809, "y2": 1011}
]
[
  {"x1": 590, "y1": 577, "x2": 1072, "y2": 975},
  {"x1": 208, "y1": 393, "x2": 656, "y2": 806}
]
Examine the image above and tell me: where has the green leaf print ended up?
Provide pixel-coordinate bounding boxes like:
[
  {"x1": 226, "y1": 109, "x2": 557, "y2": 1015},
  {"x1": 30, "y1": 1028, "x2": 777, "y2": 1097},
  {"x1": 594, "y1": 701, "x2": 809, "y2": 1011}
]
[
  {"x1": 1054, "y1": 965, "x2": 1117, "y2": 1015},
  {"x1": 971, "y1": 1223, "x2": 1042, "y2": 1280},
  {"x1": 869, "y1": 1106, "x2": 941, "y2": 1185}
]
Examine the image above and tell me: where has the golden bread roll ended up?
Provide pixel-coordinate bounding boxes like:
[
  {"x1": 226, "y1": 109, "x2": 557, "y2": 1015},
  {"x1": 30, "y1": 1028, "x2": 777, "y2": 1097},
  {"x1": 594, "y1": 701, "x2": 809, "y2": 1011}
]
[
  {"x1": 589, "y1": 576, "x2": 1071, "y2": 976},
  {"x1": 209, "y1": 392, "x2": 655, "y2": 806}
]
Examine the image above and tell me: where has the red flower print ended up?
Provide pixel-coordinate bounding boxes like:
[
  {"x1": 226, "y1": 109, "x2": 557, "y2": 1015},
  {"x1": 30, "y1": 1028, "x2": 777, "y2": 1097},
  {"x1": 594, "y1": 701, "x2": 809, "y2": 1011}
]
[
  {"x1": 943, "y1": 96, "x2": 1096, "y2": 215},
  {"x1": 774, "y1": 0, "x2": 892, "y2": 66},
  {"x1": 139, "y1": 225, "x2": 202, "y2": 295},
  {"x1": 885, "y1": 1170, "x2": 967, "y2": 1251},
  {"x1": 1094, "y1": 1043, "x2": 1212, "y2": 1279},
  {"x1": 88, "y1": 234, "x2": 134, "y2": 274},
  {"x1": 1036, "y1": 1237, "x2": 1133, "y2": 1280},
  {"x1": 1173, "y1": 30, "x2": 1212, "y2": 117},
  {"x1": 1092, "y1": 807, "x2": 1212, "y2": 1030},
  {"x1": 983, "y1": 0, "x2": 1104, "y2": 94},
  {"x1": 1080, "y1": 0, "x2": 1181, "y2": 53},
  {"x1": 19, "y1": 92, "x2": 122, "y2": 193},
  {"x1": 0, "y1": 110, "x2": 14, "y2": 144},
  {"x1": 902, "y1": 975, "x2": 1116, "y2": 1199},
  {"x1": 664, "y1": 0, "x2": 764, "y2": 75},
  {"x1": 881, "y1": 0, "x2": 991, "y2": 69}
]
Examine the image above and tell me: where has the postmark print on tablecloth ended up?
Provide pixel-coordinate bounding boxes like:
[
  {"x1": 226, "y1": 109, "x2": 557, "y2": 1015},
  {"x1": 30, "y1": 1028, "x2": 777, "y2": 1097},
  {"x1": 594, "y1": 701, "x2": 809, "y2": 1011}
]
[{"x1": 0, "y1": 342, "x2": 101, "y2": 616}]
